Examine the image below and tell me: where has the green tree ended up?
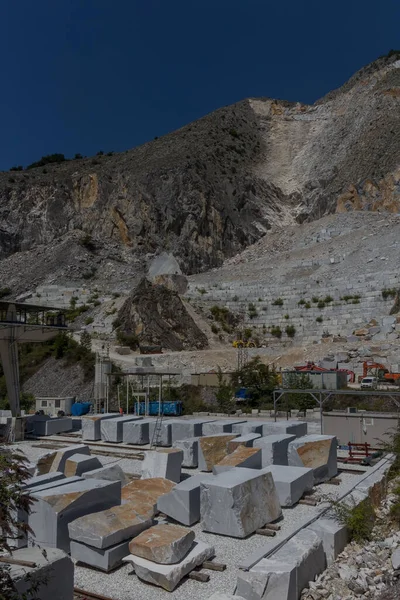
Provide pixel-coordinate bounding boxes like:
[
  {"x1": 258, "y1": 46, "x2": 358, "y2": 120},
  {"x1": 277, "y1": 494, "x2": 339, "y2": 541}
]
[
  {"x1": 80, "y1": 330, "x2": 92, "y2": 353},
  {"x1": 282, "y1": 372, "x2": 314, "y2": 412},
  {"x1": 232, "y1": 356, "x2": 278, "y2": 408},
  {"x1": 215, "y1": 367, "x2": 235, "y2": 414},
  {"x1": 0, "y1": 445, "x2": 49, "y2": 599}
]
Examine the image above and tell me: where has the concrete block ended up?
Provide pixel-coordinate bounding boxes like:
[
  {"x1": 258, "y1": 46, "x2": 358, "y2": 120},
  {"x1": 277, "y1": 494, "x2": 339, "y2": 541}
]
[
  {"x1": 198, "y1": 434, "x2": 237, "y2": 471},
  {"x1": 123, "y1": 540, "x2": 215, "y2": 591},
  {"x1": 48, "y1": 444, "x2": 91, "y2": 474},
  {"x1": 23, "y1": 471, "x2": 65, "y2": 490},
  {"x1": 27, "y1": 476, "x2": 82, "y2": 494},
  {"x1": 101, "y1": 415, "x2": 142, "y2": 443},
  {"x1": 288, "y1": 434, "x2": 337, "y2": 483},
  {"x1": 228, "y1": 433, "x2": 261, "y2": 452},
  {"x1": 129, "y1": 523, "x2": 195, "y2": 564},
  {"x1": 232, "y1": 422, "x2": 264, "y2": 435},
  {"x1": 213, "y1": 446, "x2": 262, "y2": 474},
  {"x1": 82, "y1": 414, "x2": 120, "y2": 441},
  {"x1": 141, "y1": 448, "x2": 183, "y2": 483},
  {"x1": 262, "y1": 421, "x2": 308, "y2": 438},
  {"x1": 254, "y1": 434, "x2": 296, "y2": 467},
  {"x1": 149, "y1": 419, "x2": 178, "y2": 446},
  {"x1": 202, "y1": 420, "x2": 247, "y2": 435},
  {"x1": 236, "y1": 561, "x2": 295, "y2": 600},
  {"x1": 8, "y1": 547, "x2": 74, "y2": 600},
  {"x1": 157, "y1": 474, "x2": 213, "y2": 526},
  {"x1": 200, "y1": 468, "x2": 281, "y2": 538},
  {"x1": 173, "y1": 437, "x2": 199, "y2": 468},
  {"x1": 82, "y1": 464, "x2": 127, "y2": 485},
  {"x1": 261, "y1": 465, "x2": 314, "y2": 507},
  {"x1": 123, "y1": 418, "x2": 151, "y2": 445},
  {"x1": 64, "y1": 453, "x2": 102, "y2": 477},
  {"x1": 68, "y1": 503, "x2": 153, "y2": 548},
  {"x1": 28, "y1": 478, "x2": 122, "y2": 552},
  {"x1": 308, "y1": 517, "x2": 348, "y2": 566},
  {"x1": 70, "y1": 539, "x2": 129, "y2": 572}
]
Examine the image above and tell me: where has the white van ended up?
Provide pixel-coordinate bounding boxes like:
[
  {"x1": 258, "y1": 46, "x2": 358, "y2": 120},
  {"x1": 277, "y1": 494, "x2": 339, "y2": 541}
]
[{"x1": 361, "y1": 377, "x2": 378, "y2": 389}]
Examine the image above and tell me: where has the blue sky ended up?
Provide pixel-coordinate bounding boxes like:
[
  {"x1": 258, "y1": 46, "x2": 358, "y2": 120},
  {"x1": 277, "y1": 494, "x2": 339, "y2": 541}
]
[{"x1": 0, "y1": 0, "x2": 399, "y2": 171}]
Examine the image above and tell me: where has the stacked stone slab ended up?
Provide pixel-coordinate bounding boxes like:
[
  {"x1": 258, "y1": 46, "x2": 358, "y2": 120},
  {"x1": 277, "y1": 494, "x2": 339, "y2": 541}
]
[
  {"x1": 82, "y1": 414, "x2": 119, "y2": 441},
  {"x1": 123, "y1": 418, "x2": 153, "y2": 445},
  {"x1": 262, "y1": 421, "x2": 308, "y2": 438},
  {"x1": 101, "y1": 415, "x2": 143, "y2": 443},
  {"x1": 121, "y1": 478, "x2": 176, "y2": 513},
  {"x1": 129, "y1": 524, "x2": 195, "y2": 564},
  {"x1": 254, "y1": 434, "x2": 295, "y2": 467},
  {"x1": 141, "y1": 448, "x2": 183, "y2": 483},
  {"x1": 23, "y1": 471, "x2": 65, "y2": 490},
  {"x1": 213, "y1": 446, "x2": 262, "y2": 474},
  {"x1": 201, "y1": 468, "x2": 281, "y2": 538},
  {"x1": 28, "y1": 478, "x2": 121, "y2": 552},
  {"x1": 82, "y1": 464, "x2": 127, "y2": 484},
  {"x1": 261, "y1": 465, "x2": 314, "y2": 506},
  {"x1": 232, "y1": 421, "x2": 265, "y2": 435},
  {"x1": 69, "y1": 503, "x2": 153, "y2": 572},
  {"x1": 64, "y1": 453, "x2": 102, "y2": 477},
  {"x1": 7, "y1": 547, "x2": 74, "y2": 600},
  {"x1": 228, "y1": 433, "x2": 261, "y2": 451},
  {"x1": 236, "y1": 529, "x2": 325, "y2": 600},
  {"x1": 288, "y1": 434, "x2": 337, "y2": 483},
  {"x1": 123, "y1": 539, "x2": 215, "y2": 591},
  {"x1": 173, "y1": 437, "x2": 200, "y2": 467},
  {"x1": 170, "y1": 419, "x2": 207, "y2": 444},
  {"x1": 202, "y1": 419, "x2": 247, "y2": 435},
  {"x1": 157, "y1": 474, "x2": 213, "y2": 526},
  {"x1": 29, "y1": 416, "x2": 73, "y2": 436},
  {"x1": 198, "y1": 434, "x2": 237, "y2": 471}
]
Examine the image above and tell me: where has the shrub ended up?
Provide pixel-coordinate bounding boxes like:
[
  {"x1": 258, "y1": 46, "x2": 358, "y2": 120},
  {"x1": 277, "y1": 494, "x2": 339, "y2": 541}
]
[
  {"x1": 272, "y1": 298, "x2": 283, "y2": 306},
  {"x1": 112, "y1": 292, "x2": 120, "y2": 298},
  {"x1": 305, "y1": 302, "x2": 311, "y2": 309},
  {"x1": 317, "y1": 300, "x2": 326, "y2": 309},
  {"x1": 97, "y1": 150, "x2": 104, "y2": 156},
  {"x1": 27, "y1": 153, "x2": 66, "y2": 169},
  {"x1": 85, "y1": 317, "x2": 94, "y2": 325},
  {"x1": 330, "y1": 496, "x2": 375, "y2": 543},
  {"x1": 229, "y1": 129, "x2": 239, "y2": 138},
  {"x1": 312, "y1": 296, "x2": 319, "y2": 303},
  {"x1": 316, "y1": 316, "x2": 323, "y2": 323},
  {"x1": 244, "y1": 328, "x2": 252, "y2": 340},
  {"x1": 270, "y1": 326, "x2": 282, "y2": 338},
  {"x1": 285, "y1": 325, "x2": 296, "y2": 338},
  {"x1": 74, "y1": 153, "x2": 83, "y2": 159},
  {"x1": 382, "y1": 288, "x2": 397, "y2": 300},
  {"x1": 298, "y1": 299, "x2": 306, "y2": 305},
  {"x1": 10, "y1": 165, "x2": 23, "y2": 171},
  {"x1": 284, "y1": 314, "x2": 289, "y2": 320},
  {"x1": 211, "y1": 324, "x2": 219, "y2": 334},
  {"x1": 80, "y1": 233, "x2": 96, "y2": 252},
  {"x1": 248, "y1": 302, "x2": 258, "y2": 319},
  {"x1": 197, "y1": 288, "x2": 207, "y2": 295},
  {"x1": 82, "y1": 267, "x2": 97, "y2": 280},
  {"x1": 324, "y1": 295, "x2": 333, "y2": 303},
  {"x1": 0, "y1": 287, "x2": 11, "y2": 299},
  {"x1": 351, "y1": 298, "x2": 360, "y2": 304},
  {"x1": 232, "y1": 295, "x2": 239, "y2": 302}
]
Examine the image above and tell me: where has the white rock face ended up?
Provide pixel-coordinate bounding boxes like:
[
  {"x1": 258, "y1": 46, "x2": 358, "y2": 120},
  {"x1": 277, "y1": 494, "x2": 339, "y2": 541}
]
[
  {"x1": 123, "y1": 540, "x2": 215, "y2": 591},
  {"x1": 200, "y1": 467, "x2": 281, "y2": 538},
  {"x1": 141, "y1": 448, "x2": 183, "y2": 483},
  {"x1": 288, "y1": 434, "x2": 337, "y2": 483}
]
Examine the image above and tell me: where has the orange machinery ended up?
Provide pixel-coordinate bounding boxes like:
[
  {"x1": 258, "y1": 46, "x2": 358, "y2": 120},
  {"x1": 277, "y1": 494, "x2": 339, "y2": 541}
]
[{"x1": 362, "y1": 361, "x2": 400, "y2": 384}]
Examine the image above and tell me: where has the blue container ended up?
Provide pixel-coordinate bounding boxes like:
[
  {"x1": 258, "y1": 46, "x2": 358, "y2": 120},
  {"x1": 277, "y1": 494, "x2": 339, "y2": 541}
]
[
  {"x1": 134, "y1": 401, "x2": 183, "y2": 416},
  {"x1": 71, "y1": 402, "x2": 92, "y2": 416}
]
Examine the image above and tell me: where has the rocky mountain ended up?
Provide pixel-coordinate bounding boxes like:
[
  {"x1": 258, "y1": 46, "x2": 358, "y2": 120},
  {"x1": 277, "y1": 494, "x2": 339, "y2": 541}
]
[{"x1": 0, "y1": 52, "x2": 400, "y2": 295}]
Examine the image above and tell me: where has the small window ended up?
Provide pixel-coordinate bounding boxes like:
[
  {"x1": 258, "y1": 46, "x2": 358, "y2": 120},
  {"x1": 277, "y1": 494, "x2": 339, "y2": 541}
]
[
  {"x1": 363, "y1": 418, "x2": 374, "y2": 426},
  {"x1": 41, "y1": 400, "x2": 47, "y2": 407},
  {"x1": 55, "y1": 399, "x2": 61, "y2": 408}
]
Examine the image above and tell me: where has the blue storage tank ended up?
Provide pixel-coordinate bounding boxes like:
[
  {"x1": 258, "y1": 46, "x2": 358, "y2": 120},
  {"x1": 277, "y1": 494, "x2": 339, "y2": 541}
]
[{"x1": 71, "y1": 402, "x2": 92, "y2": 416}]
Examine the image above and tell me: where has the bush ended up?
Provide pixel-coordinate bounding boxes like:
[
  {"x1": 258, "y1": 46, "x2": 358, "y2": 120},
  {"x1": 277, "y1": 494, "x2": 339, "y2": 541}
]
[
  {"x1": 0, "y1": 287, "x2": 11, "y2": 299},
  {"x1": 316, "y1": 316, "x2": 323, "y2": 323},
  {"x1": 211, "y1": 324, "x2": 219, "y2": 334},
  {"x1": 324, "y1": 295, "x2": 333, "y2": 303},
  {"x1": 270, "y1": 326, "x2": 282, "y2": 338},
  {"x1": 85, "y1": 317, "x2": 94, "y2": 325},
  {"x1": 298, "y1": 299, "x2": 306, "y2": 305},
  {"x1": 312, "y1": 296, "x2": 319, "y2": 303},
  {"x1": 285, "y1": 325, "x2": 296, "y2": 338},
  {"x1": 330, "y1": 496, "x2": 375, "y2": 543},
  {"x1": 27, "y1": 153, "x2": 66, "y2": 169},
  {"x1": 80, "y1": 233, "x2": 96, "y2": 252},
  {"x1": 10, "y1": 165, "x2": 23, "y2": 171},
  {"x1": 272, "y1": 298, "x2": 283, "y2": 306},
  {"x1": 248, "y1": 302, "x2": 258, "y2": 319},
  {"x1": 116, "y1": 330, "x2": 138, "y2": 350},
  {"x1": 197, "y1": 288, "x2": 207, "y2": 295},
  {"x1": 317, "y1": 300, "x2": 326, "y2": 309},
  {"x1": 382, "y1": 288, "x2": 397, "y2": 300},
  {"x1": 305, "y1": 302, "x2": 311, "y2": 309},
  {"x1": 351, "y1": 298, "x2": 360, "y2": 304},
  {"x1": 284, "y1": 314, "x2": 289, "y2": 320},
  {"x1": 229, "y1": 129, "x2": 239, "y2": 138},
  {"x1": 82, "y1": 267, "x2": 97, "y2": 280}
]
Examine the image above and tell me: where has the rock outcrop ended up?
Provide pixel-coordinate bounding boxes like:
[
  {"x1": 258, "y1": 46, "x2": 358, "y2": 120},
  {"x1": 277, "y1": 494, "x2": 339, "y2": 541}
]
[{"x1": 117, "y1": 278, "x2": 208, "y2": 351}]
